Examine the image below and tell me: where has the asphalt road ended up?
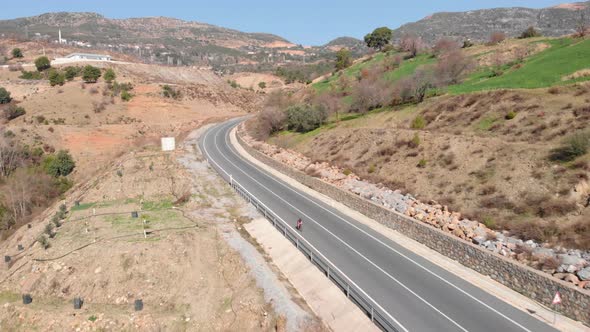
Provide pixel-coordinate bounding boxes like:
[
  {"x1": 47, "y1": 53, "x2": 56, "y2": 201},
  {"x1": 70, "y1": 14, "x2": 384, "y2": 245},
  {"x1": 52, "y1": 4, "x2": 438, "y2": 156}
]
[{"x1": 199, "y1": 118, "x2": 558, "y2": 332}]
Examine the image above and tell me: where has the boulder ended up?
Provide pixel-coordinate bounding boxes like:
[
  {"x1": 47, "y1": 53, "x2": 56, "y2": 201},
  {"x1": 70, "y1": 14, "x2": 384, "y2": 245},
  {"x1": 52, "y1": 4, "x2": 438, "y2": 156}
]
[
  {"x1": 564, "y1": 274, "x2": 580, "y2": 285},
  {"x1": 557, "y1": 254, "x2": 587, "y2": 267},
  {"x1": 532, "y1": 247, "x2": 555, "y2": 259},
  {"x1": 472, "y1": 236, "x2": 486, "y2": 245},
  {"x1": 452, "y1": 228, "x2": 465, "y2": 239},
  {"x1": 577, "y1": 267, "x2": 590, "y2": 281}
]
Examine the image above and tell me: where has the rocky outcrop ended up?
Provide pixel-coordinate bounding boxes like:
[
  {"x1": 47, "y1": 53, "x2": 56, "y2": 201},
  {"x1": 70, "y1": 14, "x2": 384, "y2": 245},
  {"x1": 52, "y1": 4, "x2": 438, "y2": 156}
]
[{"x1": 393, "y1": 1, "x2": 590, "y2": 44}]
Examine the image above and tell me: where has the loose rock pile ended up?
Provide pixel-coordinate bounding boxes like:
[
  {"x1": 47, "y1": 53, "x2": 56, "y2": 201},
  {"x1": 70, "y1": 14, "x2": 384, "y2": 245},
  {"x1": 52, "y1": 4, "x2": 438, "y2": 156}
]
[{"x1": 244, "y1": 131, "x2": 590, "y2": 289}]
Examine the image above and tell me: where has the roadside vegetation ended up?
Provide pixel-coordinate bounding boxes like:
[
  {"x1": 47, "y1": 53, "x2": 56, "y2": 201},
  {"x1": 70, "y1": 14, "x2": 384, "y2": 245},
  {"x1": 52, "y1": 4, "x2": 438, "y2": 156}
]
[{"x1": 248, "y1": 25, "x2": 590, "y2": 248}]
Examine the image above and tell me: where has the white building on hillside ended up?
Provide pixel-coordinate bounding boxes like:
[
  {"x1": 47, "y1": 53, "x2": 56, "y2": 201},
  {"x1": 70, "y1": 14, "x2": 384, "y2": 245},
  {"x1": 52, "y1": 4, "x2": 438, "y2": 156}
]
[{"x1": 66, "y1": 53, "x2": 112, "y2": 61}]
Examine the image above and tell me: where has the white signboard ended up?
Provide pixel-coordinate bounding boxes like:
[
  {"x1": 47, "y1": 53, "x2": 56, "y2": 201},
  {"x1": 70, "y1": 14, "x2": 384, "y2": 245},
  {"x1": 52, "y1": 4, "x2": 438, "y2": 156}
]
[{"x1": 161, "y1": 137, "x2": 176, "y2": 151}]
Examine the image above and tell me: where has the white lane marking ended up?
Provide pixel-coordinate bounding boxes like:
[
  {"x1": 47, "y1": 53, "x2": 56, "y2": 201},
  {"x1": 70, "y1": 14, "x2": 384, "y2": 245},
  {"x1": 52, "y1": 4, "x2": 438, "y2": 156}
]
[
  {"x1": 208, "y1": 122, "x2": 471, "y2": 332},
  {"x1": 221, "y1": 120, "x2": 536, "y2": 332},
  {"x1": 200, "y1": 122, "x2": 409, "y2": 332}
]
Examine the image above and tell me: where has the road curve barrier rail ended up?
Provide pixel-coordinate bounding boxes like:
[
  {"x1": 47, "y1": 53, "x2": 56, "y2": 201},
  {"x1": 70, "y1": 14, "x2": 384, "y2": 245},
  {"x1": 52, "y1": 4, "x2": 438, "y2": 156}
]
[{"x1": 202, "y1": 148, "x2": 400, "y2": 332}]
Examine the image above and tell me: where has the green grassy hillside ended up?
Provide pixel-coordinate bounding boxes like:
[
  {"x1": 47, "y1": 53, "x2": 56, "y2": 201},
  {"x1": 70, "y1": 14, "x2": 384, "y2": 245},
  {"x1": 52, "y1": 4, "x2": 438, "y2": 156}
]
[
  {"x1": 313, "y1": 37, "x2": 590, "y2": 97},
  {"x1": 450, "y1": 38, "x2": 590, "y2": 93}
]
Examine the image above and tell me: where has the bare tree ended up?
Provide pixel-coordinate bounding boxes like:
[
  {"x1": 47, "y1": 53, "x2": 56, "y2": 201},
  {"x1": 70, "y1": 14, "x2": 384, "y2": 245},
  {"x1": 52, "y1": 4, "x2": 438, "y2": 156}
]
[
  {"x1": 488, "y1": 31, "x2": 506, "y2": 45},
  {"x1": 315, "y1": 92, "x2": 346, "y2": 122},
  {"x1": 0, "y1": 136, "x2": 22, "y2": 178},
  {"x1": 399, "y1": 34, "x2": 424, "y2": 58},
  {"x1": 410, "y1": 69, "x2": 435, "y2": 103},
  {"x1": 393, "y1": 68, "x2": 435, "y2": 104},
  {"x1": 351, "y1": 79, "x2": 390, "y2": 113},
  {"x1": 2, "y1": 169, "x2": 32, "y2": 228},
  {"x1": 434, "y1": 50, "x2": 475, "y2": 86},
  {"x1": 432, "y1": 38, "x2": 460, "y2": 57}
]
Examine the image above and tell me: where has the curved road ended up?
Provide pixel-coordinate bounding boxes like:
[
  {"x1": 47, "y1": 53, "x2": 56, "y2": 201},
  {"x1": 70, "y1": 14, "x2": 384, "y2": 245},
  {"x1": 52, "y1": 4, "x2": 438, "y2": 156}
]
[{"x1": 200, "y1": 118, "x2": 557, "y2": 332}]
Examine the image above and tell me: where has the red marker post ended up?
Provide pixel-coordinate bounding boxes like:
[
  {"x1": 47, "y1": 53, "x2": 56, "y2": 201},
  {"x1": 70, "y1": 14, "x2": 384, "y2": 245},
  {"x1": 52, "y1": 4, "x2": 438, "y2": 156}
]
[{"x1": 552, "y1": 291, "x2": 561, "y2": 324}]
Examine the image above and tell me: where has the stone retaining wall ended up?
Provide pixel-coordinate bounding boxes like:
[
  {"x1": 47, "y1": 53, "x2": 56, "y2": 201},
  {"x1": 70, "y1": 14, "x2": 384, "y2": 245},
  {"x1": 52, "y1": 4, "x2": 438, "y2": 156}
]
[{"x1": 236, "y1": 131, "x2": 590, "y2": 325}]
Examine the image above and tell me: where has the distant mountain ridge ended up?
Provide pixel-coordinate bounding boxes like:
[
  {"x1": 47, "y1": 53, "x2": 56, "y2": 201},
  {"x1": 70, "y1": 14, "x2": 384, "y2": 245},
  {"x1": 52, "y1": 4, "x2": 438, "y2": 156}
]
[
  {"x1": 0, "y1": 12, "x2": 294, "y2": 49},
  {"x1": 393, "y1": 1, "x2": 590, "y2": 44}
]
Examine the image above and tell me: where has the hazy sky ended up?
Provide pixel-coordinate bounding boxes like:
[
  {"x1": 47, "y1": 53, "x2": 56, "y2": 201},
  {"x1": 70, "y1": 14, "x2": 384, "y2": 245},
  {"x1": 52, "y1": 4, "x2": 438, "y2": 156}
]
[{"x1": 1, "y1": 1, "x2": 568, "y2": 45}]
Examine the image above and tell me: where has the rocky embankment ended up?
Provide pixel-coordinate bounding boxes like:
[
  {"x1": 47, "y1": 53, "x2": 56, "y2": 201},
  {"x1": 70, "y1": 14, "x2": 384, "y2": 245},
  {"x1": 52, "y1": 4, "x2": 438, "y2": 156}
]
[{"x1": 242, "y1": 131, "x2": 590, "y2": 290}]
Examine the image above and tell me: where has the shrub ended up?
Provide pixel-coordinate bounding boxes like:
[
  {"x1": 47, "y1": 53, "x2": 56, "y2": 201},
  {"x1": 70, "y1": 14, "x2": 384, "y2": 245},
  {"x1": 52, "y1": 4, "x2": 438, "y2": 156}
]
[
  {"x1": 417, "y1": 159, "x2": 427, "y2": 168},
  {"x1": 11, "y1": 48, "x2": 23, "y2": 58},
  {"x1": 411, "y1": 115, "x2": 426, "y2": 129},
  {"x1": 228, "y1": 80, "x2": 239, "y2": 88},
  {"x1": 258, "y1": 81, "x2": 266, "y2": 89},
  {"x1": 19, "y1": 70, "x2": 43, "y2": 80},
  {"x1": 103, "y1": 68, "x2": 116, "y2": 83},
  {"x1": 3, "y1": 105, "x2": 26, "y2": 120},
  {"x1": 121, "y1": 90, "x2": 132, "y2": 102},
  {"x1": 482, "y1": 217, "x2": 496, "y2": 228},
  {"x1": 0, "y1": 87, "x2": 11, "y2": 104},
  {"x1": 35, "y1": 115, "x2": 46, "y2": 124},
  {"x1": 161, "y1": 85, "x2": 181, "y2": 99},
  {"x1": 37, "y1": 235, "x2": 50, "y2": 249},
  {"x1": 54, "y1": 177, "x2": 73, "y2": 195},
  {"x1": 64, "y1": 66, "x2": 80, "y2": 81},
  {"x1": 110, "y1": 81, "x2": 134, "y2": 96},
  {"x1": 44, "y1": 223, "x2": 54, "y2": 236},
  {"x1": 51, "y1": 214, "x2": 61, "y2": 226},
  {"x1": 43, "y1": 150, "x2": 76, "y2": 177},
  {"x1": 82, "y1": 65, "x2": 101, "y2": 83},
  {"x1": 285, "y1": 104, "x2": 328, "y2": 133},
  {"x1": 48, "y1": 70, "x2": 65, "y2": 87},
  {"x1": 34, "y1": 56, "x2": 51, "y2": 72},
  {"x1": 549, "y1": 130, "x2": 590, "y2": 162},
  {"x1": 520, "y1": 26, "x2": 541, "y2": 39},
  {"x1": 92, "y1": 101, "x2": 107, "y2": 113},
  {"x1": 409, "y1": 132, "x2": 421, "y2": 148},
  {"x1": 505, "y1": 111, "x2": 517, "y2": 120}
]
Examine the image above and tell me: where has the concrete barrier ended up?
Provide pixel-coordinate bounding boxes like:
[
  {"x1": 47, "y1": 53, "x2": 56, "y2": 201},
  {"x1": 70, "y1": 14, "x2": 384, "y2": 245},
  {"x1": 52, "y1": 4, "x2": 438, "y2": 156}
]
[{"x1": 236, "y1": 130, "x2": 590, "y2": 325}]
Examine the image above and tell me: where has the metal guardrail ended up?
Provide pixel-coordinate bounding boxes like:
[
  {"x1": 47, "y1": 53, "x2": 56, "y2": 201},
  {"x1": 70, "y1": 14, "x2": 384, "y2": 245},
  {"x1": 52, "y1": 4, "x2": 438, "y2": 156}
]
[{"x1": 203, "y1": 149, "x2": 401, "y2": 332}]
